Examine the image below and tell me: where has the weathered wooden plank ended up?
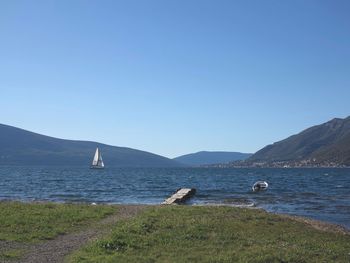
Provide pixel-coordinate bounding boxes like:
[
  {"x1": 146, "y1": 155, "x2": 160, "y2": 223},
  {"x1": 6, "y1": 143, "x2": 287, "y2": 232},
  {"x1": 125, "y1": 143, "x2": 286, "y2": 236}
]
[{"x1": 162, "y1": 188, "x2": 196, "y2": 205}]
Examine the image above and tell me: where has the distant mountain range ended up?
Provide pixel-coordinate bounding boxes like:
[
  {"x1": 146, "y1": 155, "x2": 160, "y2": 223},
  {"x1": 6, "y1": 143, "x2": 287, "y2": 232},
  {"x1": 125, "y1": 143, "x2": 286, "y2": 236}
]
[
  {"x1": 0, "y1": 124, "x2": 182, "y2": 167},
  {"x1": 236, "y1": 116, "x2": 350, "y2": 167},
  {"x1": 2, "y1": 116, "x2": 350, "y2": 168},
  {"x1": 174, "y1": 151, "x2": 252, "y2": 166}
]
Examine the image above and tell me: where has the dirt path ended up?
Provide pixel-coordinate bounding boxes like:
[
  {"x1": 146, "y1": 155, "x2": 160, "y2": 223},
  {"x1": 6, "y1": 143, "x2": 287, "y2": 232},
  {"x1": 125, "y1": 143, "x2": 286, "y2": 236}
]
[{"x1": 4, "y1": 205, "x2": 146, "y2": 263}]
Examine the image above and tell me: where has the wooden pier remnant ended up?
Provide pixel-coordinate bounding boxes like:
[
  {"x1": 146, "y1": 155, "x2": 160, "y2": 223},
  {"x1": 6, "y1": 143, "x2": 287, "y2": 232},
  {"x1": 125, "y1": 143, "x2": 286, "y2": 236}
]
[{"x1": 162, "y1": 188, "x2": 196, "y2": 205}]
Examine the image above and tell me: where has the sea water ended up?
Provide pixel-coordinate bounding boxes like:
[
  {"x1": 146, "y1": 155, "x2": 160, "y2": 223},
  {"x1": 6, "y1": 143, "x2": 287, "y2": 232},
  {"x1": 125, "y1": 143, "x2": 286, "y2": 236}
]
[{"x1": 0, "y1": 166, "x2": 349, "y2": 228}]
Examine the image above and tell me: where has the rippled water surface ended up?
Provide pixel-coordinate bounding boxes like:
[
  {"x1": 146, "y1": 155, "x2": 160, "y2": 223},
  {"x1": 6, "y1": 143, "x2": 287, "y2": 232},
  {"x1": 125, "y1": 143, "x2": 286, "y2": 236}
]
[{"x1": 0, "y1": 166, "x2": 349, "y2": 228}]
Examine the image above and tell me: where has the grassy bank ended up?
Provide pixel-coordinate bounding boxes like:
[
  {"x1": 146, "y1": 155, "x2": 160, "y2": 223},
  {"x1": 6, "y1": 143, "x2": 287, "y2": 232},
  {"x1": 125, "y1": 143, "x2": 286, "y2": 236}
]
[
  {"x1": 0, "y1": 203, "x2": 349, "y2": 262},
  {"x1": 0, "y1": 202, "x2": 116, "y2": 243},
  {"x1": 70, "y1": 206, "x2": 350, "y2": 263}
]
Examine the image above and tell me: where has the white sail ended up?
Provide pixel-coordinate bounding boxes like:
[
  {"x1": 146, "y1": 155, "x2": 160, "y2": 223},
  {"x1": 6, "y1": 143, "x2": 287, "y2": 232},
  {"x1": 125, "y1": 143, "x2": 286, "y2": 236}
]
[
  {"x1": 98, "y1": 151, "x2": 104, "y2": 167},
  {"x1": 92, "y1": 148, "x2": 99, "y2": 166},
  {"x1": 91, "y1": 147, "x2": 104, "y2": 168}
]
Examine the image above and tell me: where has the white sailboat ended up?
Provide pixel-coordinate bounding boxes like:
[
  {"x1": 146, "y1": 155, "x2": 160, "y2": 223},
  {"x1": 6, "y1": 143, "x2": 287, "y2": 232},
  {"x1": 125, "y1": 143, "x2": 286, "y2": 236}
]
[{"x1": 90, "y1": 147, "x2": 104, "y2": 169}]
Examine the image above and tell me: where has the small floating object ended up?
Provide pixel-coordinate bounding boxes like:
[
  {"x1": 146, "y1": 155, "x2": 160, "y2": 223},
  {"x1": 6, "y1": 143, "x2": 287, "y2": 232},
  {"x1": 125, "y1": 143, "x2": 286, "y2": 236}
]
[
  {"x1": 252, "y1": 181, "x2": 268, "y2": 192},
  {"x1": 91, "y1": 202, "x2": 97, "y2": 205},
  {"x1": 162, "y1": 188, "x2": 196, "y2": 205}
]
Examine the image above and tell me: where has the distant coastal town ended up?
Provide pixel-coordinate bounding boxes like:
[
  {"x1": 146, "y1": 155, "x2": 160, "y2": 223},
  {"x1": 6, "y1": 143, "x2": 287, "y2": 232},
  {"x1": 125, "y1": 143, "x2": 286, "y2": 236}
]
[{"x1": 204, "y1": 159, "x2": 350, "y2": 168}]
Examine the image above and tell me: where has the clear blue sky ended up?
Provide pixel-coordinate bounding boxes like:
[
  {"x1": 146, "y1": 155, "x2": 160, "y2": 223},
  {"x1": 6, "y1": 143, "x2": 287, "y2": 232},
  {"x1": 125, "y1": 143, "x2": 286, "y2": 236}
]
[{"x1": 1, "y1": 0, "x2": 349, "y2": 158}]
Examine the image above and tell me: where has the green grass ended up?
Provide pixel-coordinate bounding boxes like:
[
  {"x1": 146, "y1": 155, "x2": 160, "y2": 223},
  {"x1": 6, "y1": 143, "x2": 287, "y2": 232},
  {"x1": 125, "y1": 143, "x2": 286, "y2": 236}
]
[
  {"x1": 70, "y1": 206, "x2": 350, "y2": 263},
  {"x1": 0, "y1": 202, "x2": 116, "y2": 243}
]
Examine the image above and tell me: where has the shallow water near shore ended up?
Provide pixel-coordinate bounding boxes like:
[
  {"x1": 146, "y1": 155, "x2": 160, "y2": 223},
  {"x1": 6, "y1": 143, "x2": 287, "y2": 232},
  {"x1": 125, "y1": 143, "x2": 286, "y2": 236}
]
[{"x1": 0, "y1": 166, "x2": 349, "y2": 228}]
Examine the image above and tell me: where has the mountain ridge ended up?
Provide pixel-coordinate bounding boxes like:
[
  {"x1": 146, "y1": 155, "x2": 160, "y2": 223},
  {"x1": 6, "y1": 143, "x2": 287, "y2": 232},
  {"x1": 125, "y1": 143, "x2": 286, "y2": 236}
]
[
  {"x1": 0, "y1": 123, "x2": 183, "y2": 167},
  {"x1": 242, "y1": 116, "x2": 350, "y2": 167}
]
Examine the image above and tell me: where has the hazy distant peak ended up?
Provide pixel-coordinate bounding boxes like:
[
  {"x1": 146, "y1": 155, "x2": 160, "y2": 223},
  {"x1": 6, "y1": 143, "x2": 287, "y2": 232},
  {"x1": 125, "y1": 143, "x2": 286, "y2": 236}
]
[{"x1": 174, "y1": 151, "x2": 252, "y2": 166}]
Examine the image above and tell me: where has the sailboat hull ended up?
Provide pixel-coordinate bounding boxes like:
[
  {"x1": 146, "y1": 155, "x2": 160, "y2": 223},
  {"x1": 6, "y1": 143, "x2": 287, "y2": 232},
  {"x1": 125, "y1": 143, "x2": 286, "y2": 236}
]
[{"x1": 90, "y1": 166, "x2": 104, "y2": 169}]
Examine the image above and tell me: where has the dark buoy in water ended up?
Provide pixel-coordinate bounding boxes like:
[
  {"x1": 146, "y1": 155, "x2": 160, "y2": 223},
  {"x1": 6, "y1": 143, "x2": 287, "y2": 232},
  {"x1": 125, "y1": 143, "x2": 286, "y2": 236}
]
[{"x1": 252, "y1": 181, "x2": 268, "y2": 192}]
